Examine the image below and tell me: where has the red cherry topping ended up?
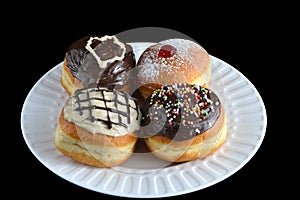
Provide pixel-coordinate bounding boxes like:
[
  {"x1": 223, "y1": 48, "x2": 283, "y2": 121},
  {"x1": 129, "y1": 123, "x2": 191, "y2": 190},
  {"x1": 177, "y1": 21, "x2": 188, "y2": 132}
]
[{"x1": 158, "y1": 45, "x2": 177, "y2": 58}]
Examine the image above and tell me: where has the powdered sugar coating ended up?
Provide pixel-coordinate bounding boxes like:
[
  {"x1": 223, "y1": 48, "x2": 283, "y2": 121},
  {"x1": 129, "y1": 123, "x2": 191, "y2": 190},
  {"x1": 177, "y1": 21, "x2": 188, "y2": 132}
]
[
  {"x1": 137, "y1": 38, "x2": 210, "y2": 85},
  {"x1": 160, "y1": 39, "x2": 205, "y2": 63}
]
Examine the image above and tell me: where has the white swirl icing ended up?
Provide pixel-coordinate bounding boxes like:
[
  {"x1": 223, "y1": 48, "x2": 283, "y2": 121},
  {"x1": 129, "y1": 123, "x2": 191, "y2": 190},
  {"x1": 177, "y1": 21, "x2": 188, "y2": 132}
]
[
  {"x1": 85, "y1": 35, "x2": 126, "y2": 69},
  {"x1": 64, "y1": 87, "x2": 141, "y2": 136}
]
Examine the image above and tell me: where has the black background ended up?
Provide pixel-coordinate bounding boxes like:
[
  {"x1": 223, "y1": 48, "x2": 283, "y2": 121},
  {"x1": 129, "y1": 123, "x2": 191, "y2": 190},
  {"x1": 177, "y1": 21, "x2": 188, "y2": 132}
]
[{"x1": 10, "y1": 4, "x2": 282, "y2": 199}]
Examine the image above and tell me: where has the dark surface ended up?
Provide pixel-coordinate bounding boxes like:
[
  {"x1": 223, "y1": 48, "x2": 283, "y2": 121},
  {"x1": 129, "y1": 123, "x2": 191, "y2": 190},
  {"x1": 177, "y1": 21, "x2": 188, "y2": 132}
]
[{"x1": 11, "y1": 6, "x2": 281, "y2": 200}]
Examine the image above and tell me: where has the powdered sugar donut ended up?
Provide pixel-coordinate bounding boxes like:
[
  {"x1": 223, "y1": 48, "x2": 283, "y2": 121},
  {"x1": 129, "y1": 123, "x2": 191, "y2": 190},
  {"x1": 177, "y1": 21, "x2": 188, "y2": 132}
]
[{"x1": 136, "y1": 38, "x2": 211, "y2": 99}]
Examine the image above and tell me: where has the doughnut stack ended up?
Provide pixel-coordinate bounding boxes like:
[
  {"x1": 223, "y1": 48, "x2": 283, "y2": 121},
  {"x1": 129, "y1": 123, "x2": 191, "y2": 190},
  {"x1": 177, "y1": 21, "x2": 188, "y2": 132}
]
[
  {"x1": 54, "y1": 35, "x2": 227, "y2": 167},
  {"x1": 55, "y1": 35, "x2": 140, "y2": 167}
]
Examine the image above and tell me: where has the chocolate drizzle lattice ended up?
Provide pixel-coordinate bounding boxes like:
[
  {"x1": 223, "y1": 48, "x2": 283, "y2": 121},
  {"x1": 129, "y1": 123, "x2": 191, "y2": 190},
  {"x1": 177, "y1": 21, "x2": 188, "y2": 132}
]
[{"x1": 73, "y1": 87, "x2": 139, "y2": 129}]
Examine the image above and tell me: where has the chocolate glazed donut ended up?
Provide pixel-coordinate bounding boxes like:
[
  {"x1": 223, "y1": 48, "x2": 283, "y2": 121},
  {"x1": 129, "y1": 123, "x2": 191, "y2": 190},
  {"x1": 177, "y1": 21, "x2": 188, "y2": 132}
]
[
  {"x1": 140, "y1": 83, "x2": 221, "y2": 141},
  {"x1": 139, "y1": 83, "x2": 227, "y2": 162},
  {"x1": 64, "y1": 35, "x2": 136, "y2": 91}
]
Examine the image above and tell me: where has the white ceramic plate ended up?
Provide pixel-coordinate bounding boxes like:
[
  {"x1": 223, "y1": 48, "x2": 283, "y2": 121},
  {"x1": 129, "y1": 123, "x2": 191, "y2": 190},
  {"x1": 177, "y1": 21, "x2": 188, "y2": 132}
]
[{"x1": 20, "y1": 42, "x2": 267, "y2": 198}]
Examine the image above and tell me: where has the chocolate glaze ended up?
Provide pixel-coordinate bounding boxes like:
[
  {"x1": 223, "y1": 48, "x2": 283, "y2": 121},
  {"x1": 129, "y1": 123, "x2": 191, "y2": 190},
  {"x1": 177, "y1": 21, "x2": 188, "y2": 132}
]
[
  {"x1": 65, "y1": 35, "x2": 136, "y2": 89},
  {"x1": 140, "y1": 84, "x2": 221, "y2": 141}
]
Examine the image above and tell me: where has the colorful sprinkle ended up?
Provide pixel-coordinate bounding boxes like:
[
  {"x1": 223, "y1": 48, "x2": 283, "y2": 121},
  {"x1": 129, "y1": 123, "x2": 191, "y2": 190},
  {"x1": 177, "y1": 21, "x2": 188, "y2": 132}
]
[{"x1": 145, "y1": 83, "x2": 217, "y2": 126}]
